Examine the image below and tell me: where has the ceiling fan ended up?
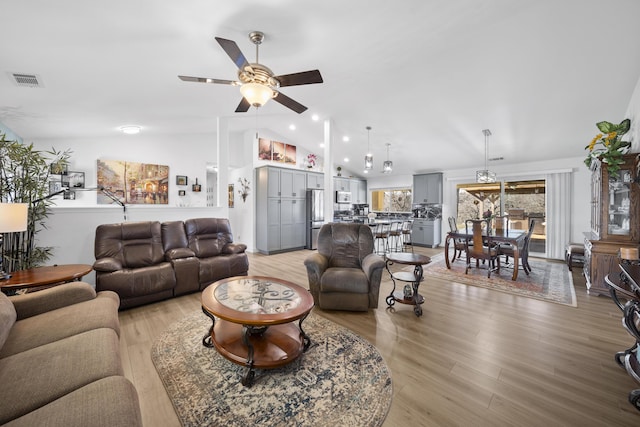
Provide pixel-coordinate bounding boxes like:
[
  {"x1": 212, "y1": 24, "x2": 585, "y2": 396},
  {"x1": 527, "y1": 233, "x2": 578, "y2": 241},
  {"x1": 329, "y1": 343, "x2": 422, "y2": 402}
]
[{"x1": 178, "y1": 31, "x2": 323, "y2": 114}]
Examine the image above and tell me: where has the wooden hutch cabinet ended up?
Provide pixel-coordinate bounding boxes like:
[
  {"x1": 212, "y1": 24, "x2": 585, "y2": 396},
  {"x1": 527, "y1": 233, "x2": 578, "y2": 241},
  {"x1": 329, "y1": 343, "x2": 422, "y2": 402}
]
[{"x1": 584, "y1": 154, "x2": 640, "y2": 296}]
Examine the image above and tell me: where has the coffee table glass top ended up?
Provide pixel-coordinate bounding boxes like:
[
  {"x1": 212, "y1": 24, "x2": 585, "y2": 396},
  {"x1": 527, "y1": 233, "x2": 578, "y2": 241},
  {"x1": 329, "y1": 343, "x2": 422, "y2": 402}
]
[{"x1": 214, "y1": 277, "x2": 302, "y2": 314}]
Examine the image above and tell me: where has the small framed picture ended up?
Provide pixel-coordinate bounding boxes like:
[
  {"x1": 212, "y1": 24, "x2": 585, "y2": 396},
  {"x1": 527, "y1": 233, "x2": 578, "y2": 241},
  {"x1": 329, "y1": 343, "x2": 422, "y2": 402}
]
[
  {"x1": 176, "y1": 175, "x2": 188, "y2": 186},
  {"x1": 63, "y1": 171, "x2": 85, "y2": 189},
  {"x1": 178, "y1": 190, "x2": 186, "y2": 196},
  {"x1": 50, "y1": 162, "x2": 67, "y2": 175},
  {"x1": 49, "y1": 179, "x2": 63, "y2": 195},
  {"x1": 228, "y1": 184, "x2": 234, "y2": 208},
  {"x1": 63, "y1": 190, "x2": 76, "y2": 200}
]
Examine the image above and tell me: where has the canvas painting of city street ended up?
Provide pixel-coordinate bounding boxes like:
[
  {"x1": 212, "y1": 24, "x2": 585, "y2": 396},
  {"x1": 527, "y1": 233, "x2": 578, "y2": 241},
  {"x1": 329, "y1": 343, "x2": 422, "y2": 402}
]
[{"x1": 97, "y1": 159, "x2": 169, "y2": 205}]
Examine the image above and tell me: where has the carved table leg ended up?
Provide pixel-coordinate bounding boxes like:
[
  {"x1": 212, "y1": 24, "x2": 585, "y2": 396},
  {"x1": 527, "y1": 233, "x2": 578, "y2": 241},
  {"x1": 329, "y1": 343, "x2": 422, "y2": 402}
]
[{"x1": 201, "y1": 307, "x2": 216, "y2": 348}]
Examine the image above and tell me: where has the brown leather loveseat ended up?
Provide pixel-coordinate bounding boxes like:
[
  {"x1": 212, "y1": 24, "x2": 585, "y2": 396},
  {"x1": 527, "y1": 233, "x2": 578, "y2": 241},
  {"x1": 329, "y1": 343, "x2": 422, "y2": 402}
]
[{"x1": 94, "y1": 218, "x2": 248, "y2": 309}]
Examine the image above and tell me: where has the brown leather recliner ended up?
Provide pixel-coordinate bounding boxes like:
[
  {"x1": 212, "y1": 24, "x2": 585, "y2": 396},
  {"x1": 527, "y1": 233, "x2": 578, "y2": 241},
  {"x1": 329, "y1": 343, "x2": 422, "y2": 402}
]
[
  {"x1": 94, "y1": 221, "x2": 176, "y2": 309},
  {"x1": 184, "y1": 218, "x2": 249, "y2": 288},
  {"x1": 304, "y1": 223, "x2": 385, "y2": 311}
]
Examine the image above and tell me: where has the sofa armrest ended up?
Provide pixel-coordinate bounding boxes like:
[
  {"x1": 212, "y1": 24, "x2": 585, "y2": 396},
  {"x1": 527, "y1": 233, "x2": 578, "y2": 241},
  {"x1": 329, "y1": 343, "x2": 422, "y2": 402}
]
[
  {"x1": 362, "y1": 253, "x2": 385, "y2": 282},
  {"x1": 93, "y1": 257, "x2": 122, "y2": 272},
  {"x1": 165, "y1": 247, "x2": 196, "y2": 261},
  {"x1": 222, "y1": 243, "x2": 247, "y2": 254},
  {"x1": 9, "y1": 282, "x2": 97, "y2": 320}
]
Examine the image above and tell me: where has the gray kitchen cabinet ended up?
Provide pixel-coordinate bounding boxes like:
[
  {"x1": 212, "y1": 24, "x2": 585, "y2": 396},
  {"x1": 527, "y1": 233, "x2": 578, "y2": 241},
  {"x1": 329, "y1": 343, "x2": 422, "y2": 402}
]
[
  {"x1": 256, "y1": 166, "x2": 306, "y2": 254},
  {"x1": 307, "y1": 171, "x2": 323, "y2": 189},
  {"x1": 334, "y1": 177, "x2": 350, "y2": 191},
  {"x1": 412, "y1": 218, "x2": 441, "y2": 248},
  {"x1": 413, "y1": 173, "x2": 443, "y2": 204}
]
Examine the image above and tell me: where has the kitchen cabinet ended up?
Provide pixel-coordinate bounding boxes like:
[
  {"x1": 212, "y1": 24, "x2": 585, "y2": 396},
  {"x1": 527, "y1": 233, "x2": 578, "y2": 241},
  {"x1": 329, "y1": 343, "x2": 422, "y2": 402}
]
[
  {"x1": 349, "y1": 179, "x2": 367, "y2": 204},
  {"x1": 413, "y1": 173, "x2": 443, "y2": 204},
  {"x1": 584, "y1": 154, "x2": 640, "y2": 295},
  {"x1": 307, "y1": 172, "x2": 323, "y2": 189},
  {"x1": 334, "y1": 177, "x2": 350, "y2": 191},
  {"x1": 256, "y1": 166, "x2": 306, "y2": 254},
  {"x1": 412, "y1": 218, "x2": 441, "y2": 248}
]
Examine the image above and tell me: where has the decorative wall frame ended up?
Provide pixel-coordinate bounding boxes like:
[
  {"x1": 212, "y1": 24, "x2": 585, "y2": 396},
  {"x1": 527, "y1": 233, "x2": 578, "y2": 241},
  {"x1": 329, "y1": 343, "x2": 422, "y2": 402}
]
[
  {"x1": 178, "y1": 190, "x2": 186, "y2": 196},
  {"x1": 228, "y1": 184, "x2": 234, "y2": 208},
  {"x1": 63, "y1": 190, "x2": 76, "y2": 200},
  {"x1": 97, "y1": 159, "x2": 169, "y2": 205},
  {"x1": 63, "y1": 171, "x2": 85, "y2": 189},
  {"x1": 176, "y1": 175, "x2": 188, "y2": 186},
  {"x1": 258, "y1": 137, "x2": 297, "y2": 165}
]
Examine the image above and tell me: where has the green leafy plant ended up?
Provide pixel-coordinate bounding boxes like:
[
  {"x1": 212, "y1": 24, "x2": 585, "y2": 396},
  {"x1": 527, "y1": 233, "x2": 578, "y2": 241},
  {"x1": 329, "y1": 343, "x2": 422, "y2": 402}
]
[
  {"x1": 0, "y1": 133, "x2": 71, "y2": 271},
  {"x1": 584, "y1": 119, "x2": 631, "y2": 177}
]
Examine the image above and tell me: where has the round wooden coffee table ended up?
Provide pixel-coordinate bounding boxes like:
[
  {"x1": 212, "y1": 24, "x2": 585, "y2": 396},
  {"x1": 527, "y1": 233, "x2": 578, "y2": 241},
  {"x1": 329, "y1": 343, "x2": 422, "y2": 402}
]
[
  {"x1": 0, "y1": 264, "x2": 93, "y2": 295},
  {"x1": 201, "y1": 276, "x2": 314, "y2": 386}
]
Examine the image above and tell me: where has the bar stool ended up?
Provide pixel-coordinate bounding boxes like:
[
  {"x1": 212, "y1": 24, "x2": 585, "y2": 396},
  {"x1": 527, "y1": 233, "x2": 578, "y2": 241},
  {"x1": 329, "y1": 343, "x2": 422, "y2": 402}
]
[
  {"x1": 388, "y1": 222, "x2": 403, "y2": 252},
  {"x1": 401, "y1": 220, "x2": 414, "y2": 253},
  {"x1": 373, "y1": 223, "x2": 390, "y2": 255}
]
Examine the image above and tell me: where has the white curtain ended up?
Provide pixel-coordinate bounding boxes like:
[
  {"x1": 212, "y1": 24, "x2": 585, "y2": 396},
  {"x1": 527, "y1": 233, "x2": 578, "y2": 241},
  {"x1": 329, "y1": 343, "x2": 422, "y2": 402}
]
[{"x1": 546, "y1": 171, "x2": 572, "y2": 260}]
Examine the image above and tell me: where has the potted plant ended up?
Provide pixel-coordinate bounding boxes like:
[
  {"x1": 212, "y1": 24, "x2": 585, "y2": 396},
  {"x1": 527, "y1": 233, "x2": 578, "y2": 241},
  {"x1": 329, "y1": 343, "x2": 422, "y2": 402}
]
[
  {"x1": 0, "y1": 133, "x2": 71, "y2": 271},
  {"x1": 584, "y1": 119, "x2": 631, "y2": 177},
  {"x1": 336, "y1": 166, "x2": 342, "y2": 177}
]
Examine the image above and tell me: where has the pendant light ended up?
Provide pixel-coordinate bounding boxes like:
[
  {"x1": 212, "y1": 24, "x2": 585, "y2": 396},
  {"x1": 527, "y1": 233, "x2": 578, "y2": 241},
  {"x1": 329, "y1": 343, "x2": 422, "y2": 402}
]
[
  {"x1": 364, "y1": 126, "x2": 373, "y2": 170},
  {"x1": 476, "y1": 129, "x2": 496, "y2": 183},
  {"x1": 382, "y1": 143, "x2": 393, "y2": 174}
]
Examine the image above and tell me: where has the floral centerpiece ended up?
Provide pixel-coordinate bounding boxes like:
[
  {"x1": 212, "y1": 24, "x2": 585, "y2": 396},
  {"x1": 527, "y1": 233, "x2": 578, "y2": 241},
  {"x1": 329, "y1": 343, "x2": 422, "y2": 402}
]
[
  {"x1": 483, "y1": 209, "x2": 493, "y2": 219},
  {"x1": 584, "y1": 119, "x2": 631, "y2": 177},
  {"x1": 306, "y1": 153, "x2": 317, "y2": 169}
]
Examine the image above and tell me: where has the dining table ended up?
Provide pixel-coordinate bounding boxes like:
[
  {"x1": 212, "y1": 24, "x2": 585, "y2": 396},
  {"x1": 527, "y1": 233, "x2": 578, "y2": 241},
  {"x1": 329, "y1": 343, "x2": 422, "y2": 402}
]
[{"x1": 444, "y1": 227, "x2": 527, "y2": 281}]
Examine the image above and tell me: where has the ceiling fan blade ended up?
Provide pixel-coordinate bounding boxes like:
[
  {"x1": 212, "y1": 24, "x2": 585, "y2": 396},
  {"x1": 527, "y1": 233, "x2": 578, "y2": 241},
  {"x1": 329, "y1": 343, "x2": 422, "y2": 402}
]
[
  {"x1": 178, "y1": 75, "x2": 237, "y2": 85},
  {"x1": 215, "y1": 37, "x2": 251, "y2": 71},
  {"x1": 275, "y1": 70, "x2": 323, "y2": 87},
  {"x1": 273, "y1": 91, "x2": 307, "y2": 114},
  {"x1": 235, "y1": 98, "x2": 251, "y2": 113}
]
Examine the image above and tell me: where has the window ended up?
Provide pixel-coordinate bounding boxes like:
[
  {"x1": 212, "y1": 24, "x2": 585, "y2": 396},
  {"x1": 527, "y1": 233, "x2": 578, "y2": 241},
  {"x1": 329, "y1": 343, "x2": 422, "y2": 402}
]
[{"x1": 371, "y1": 188, "x2": 412, "y2": 212}]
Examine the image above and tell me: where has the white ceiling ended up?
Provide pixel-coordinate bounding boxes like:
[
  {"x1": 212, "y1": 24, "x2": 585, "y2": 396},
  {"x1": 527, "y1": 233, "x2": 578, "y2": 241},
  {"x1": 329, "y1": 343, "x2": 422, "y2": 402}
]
[{"x1": 2, "y1": 0, "x2": 640, "y2": 178}]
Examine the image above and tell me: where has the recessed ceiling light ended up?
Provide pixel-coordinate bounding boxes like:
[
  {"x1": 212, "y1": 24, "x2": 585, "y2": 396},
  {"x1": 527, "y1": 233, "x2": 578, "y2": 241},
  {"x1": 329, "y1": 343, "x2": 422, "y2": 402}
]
[
  {"x1": 319, "y1": 143, "x2": 325, "y2": 148},
  {"x1": 344, "y1": 158, "x2": 349, "y2": 162},
  {"x1": 119, "y1": 125, "x2": 141, "y2": 135},
  {"x1": 343, "y1": 136, "x2": 349, "y2": 142},
  {"x1": 311, "y1": 114, "x2": 319, "y2": 121},
  {"x1": 289, "y1": 124, "x2": 296, "y2": 131},
  {"x1": 364, "y1": 170, "x2": 368, "y2": 174}
]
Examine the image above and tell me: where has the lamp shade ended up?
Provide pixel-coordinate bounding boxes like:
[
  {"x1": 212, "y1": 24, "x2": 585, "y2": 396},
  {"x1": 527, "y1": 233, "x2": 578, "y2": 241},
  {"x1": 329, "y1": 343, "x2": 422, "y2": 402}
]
[
  {"x1": 240, "y1": 82, "x2": 274, "y2": 107},
  {"x1": 0, "y1": 203, "x2": 28, "y2": 232}
]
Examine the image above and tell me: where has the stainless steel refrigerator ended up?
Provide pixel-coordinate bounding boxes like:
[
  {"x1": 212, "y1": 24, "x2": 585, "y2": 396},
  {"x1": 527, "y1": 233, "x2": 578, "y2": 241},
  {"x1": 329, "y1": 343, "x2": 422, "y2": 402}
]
[{"x1": 306, "y1": 189, "x2": 324, "y2": 250}]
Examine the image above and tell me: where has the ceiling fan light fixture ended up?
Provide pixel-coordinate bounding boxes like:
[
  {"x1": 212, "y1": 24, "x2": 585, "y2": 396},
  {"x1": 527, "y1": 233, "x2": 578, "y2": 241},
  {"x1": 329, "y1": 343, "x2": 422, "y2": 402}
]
[{"x1": 240, "y1": 82, "x2": 274, "y2": 108}]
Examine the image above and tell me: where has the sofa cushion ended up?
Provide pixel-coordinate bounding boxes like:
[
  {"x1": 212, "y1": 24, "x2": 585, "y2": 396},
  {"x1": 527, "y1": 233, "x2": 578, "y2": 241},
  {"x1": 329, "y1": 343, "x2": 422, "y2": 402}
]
[
  {"x1": 185, "y1": 218, "x2": 234, "y2": 258},
  {"x1": 2, "y1": 376, "x2": 142, "y2": 427},
  {"x1": 0, "y1": 328, "x2": 122, "y2": 425},
  {"x1": 0, "y1": 292, "x2": 17, "y2": 350},
  {"x1": 0, "y1": 291, "x2": 120, "y2": 358},
  {"x1": 320, "y1": 268, "x2": 369, "y2": 294},
  {"x1": 95, "y1": 221, "x2": 165, "y2": 269}
]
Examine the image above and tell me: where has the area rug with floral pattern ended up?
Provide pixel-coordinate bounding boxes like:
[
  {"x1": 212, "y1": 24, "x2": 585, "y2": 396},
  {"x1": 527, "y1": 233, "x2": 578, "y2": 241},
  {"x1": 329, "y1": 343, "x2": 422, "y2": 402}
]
[
  {"x1": 420, "y1": 253, "x2": 577, "y2": 307},
  {"x1": 151, "y1": 310, "x2": 392, "y2": 427}
]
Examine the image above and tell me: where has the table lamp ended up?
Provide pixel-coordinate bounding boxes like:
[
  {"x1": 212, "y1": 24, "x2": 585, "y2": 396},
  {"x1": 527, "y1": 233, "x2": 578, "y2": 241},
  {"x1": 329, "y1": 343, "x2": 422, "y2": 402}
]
[{"x1": 0, "y1": 203, "x2": 29, "y2": 280}]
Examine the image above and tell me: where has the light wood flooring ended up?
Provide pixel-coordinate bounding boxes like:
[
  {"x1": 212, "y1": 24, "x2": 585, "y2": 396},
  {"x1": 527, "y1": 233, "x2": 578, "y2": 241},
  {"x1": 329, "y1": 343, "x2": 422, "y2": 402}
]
[{"x1": 119, "y1": 247, "x2": 640, "y2": 426}]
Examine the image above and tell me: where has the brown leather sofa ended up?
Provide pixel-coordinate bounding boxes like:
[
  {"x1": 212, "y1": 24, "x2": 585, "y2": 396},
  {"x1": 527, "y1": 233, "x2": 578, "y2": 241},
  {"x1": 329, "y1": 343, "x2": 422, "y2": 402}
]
[
  {"x1": 94, "y1": 218, "x2": 248, "y2": 309},
  {"x1": 304, "y1": 223, "x2": 385, "y2": 311}
]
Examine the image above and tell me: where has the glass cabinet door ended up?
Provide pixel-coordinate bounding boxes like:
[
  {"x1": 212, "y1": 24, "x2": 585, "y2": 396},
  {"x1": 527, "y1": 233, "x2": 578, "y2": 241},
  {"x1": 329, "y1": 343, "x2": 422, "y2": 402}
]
[{"x1": 606, "y1": 167, "x2": 632, "y2": 237}]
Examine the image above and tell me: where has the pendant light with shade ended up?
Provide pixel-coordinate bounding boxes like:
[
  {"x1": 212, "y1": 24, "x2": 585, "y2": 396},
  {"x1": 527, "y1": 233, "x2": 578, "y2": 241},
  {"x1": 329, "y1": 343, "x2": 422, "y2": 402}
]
[{"x1": 476, "y1": 129, "x2": 496, "y2": 183}]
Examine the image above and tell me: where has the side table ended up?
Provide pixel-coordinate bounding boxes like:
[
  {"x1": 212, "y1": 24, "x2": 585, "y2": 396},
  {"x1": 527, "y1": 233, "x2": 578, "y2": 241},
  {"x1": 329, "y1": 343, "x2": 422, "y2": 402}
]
[
  {"x1": 0, "y1": 264, "x2": 93, "y2": 295},
  {"x1": 385, "y1": 252, "x2": 431, "y2": 317}
]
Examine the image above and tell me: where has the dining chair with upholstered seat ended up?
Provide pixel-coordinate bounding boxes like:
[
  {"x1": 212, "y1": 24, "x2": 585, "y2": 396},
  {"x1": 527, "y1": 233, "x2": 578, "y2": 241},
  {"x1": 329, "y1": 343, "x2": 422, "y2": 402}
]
[
  {"x1": 464, "y1": 219, "x2": 500, "y2": 278},
  {"x1": 448, "y1": 216, "x2": 467, "y2": 263},
  {"x1": 499, "y1": 218, "x2": 535, "y2": 275}
]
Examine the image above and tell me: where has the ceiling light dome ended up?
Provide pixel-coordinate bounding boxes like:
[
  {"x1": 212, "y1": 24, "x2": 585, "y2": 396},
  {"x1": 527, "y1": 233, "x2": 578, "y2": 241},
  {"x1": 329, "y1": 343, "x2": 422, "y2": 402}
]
[
  {"x1": 240, "y1": 82, "x2": 275, "y2": 108},
  {"x1": 119, "y1": 125, "x2": 141, "y2": 135}
]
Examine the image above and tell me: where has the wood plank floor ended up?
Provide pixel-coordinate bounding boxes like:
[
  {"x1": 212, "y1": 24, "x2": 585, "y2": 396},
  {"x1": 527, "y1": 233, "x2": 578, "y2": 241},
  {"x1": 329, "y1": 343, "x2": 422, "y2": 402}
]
[{"x1": 119, "y1": 247, "x2": 640, "y2": 426}]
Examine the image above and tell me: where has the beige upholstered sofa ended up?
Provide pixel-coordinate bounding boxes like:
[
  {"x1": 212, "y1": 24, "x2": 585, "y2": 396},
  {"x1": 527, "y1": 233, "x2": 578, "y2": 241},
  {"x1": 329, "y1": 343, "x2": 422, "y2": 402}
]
[
  {"x1": 304, "y1": 223, "x2": 385, "y2": 311},
  {"x1": 0, "y1": 282, "x2": 142, "y2": 427},
  {"x1": 94, "y1": 218, "x2": 249, "y2": 309}
]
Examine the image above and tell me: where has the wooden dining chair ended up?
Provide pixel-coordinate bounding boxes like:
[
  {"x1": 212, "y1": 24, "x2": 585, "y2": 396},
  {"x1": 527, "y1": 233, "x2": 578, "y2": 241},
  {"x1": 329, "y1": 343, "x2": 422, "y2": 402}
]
[
  {"x1": 499, "y1": 218, "x2": 535, "y2": 275},
  {"x1": 464, "y1": 219, "x2": 500, "y2": 278},
  {"x1": 448, "y1": 216, "x2": 467, "y2": 263}
]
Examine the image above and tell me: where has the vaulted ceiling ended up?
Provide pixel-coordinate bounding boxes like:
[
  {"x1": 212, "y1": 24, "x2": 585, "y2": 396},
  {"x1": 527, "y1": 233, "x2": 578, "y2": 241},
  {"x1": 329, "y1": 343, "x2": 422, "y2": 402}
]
[{"x1": 2, "y1": 0, "x2": 640, "y2": 178}]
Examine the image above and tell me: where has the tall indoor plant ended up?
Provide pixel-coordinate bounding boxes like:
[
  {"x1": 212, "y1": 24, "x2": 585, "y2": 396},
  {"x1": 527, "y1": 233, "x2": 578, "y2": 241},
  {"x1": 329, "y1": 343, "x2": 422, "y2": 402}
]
[{"x1": 0, "y1": 133, "x2": 70, "y2": 271}]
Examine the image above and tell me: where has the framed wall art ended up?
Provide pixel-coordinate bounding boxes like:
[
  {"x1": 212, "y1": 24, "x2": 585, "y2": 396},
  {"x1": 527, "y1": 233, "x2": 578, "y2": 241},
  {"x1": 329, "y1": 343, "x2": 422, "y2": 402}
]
[
  {"x1": 97, "y1": 159, "x2": 169, "y2": 205},
  {"x1": 63, "y1": 171, "x2": 85, "y2": 189},
  {"x1": 176, "y1": 175, "x2": 188, "y2": 186},
  {"x1": 228, "y1": 184, "x2": 234, "y2": 208}
]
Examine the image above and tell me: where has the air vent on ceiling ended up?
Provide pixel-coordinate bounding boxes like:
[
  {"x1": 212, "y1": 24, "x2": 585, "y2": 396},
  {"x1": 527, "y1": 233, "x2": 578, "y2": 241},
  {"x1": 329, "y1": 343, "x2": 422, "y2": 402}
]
[
  {"x1": 12, "y1": 73, "x2": 42, "y2": 88},
  {"x1": 488, "y1": 157, "x2": 504, "y2": 161}
]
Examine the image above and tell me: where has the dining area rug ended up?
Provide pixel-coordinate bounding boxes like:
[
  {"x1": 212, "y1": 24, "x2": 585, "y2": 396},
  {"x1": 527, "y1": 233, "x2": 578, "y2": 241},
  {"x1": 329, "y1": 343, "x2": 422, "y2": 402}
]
[
  {"x1": 421, "y1": 253, "x2": 577, "y2": 307},
  {"x1": 151, "y1": 310, "x2": 392, "y2": 427}
]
